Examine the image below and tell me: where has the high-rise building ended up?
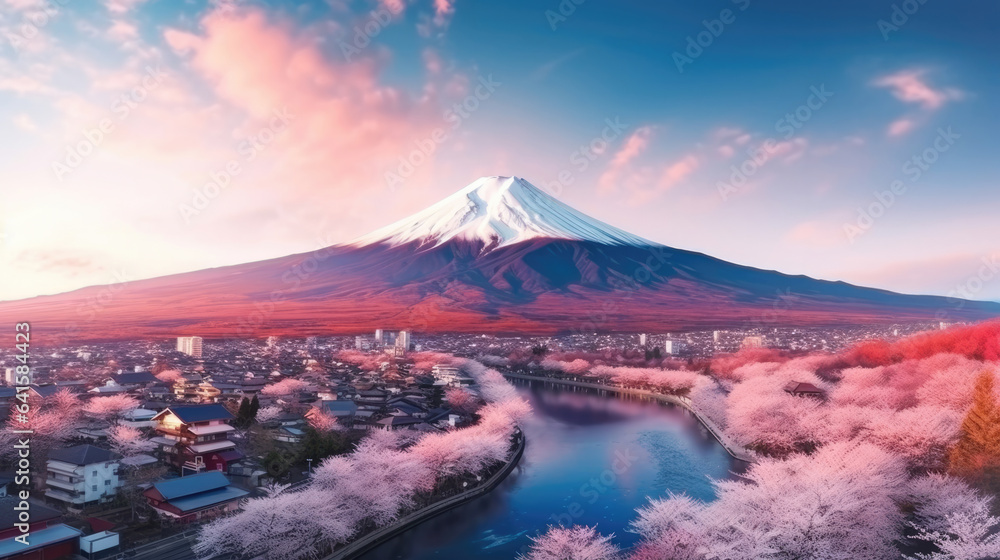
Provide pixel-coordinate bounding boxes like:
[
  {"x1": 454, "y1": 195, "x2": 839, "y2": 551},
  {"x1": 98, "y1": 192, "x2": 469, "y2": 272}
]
[
  {"x1": 374, "y1": 329, "x2": 399, "y2": 347},
  {"x1": 396, "y1": 331, "x2": 411, "y2": 351},
  {"x1": 638, "y1": 333, "x2": 648, "y2": 347},
  {"x1": 176, "y1": 336, "x2": 203, "y2": 359},
  {"x1": 266, "y1": 336, "x2": 279, "y2": 348},
  {"x1": 3, "y1": 367, "x2": 15, "y2": 386},
  {"x1": 713, "y1": 330, "x2": 721, "y2": 344},
  {"x1": 741, "y1": 336, "x2": 765, "y2": 349},
  {"x1": 664, "y1": 340, "x2": 687, "y2": 355}
]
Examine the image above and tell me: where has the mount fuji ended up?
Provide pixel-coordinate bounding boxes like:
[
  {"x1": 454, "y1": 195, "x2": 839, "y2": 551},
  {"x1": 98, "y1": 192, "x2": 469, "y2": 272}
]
[{"x1": 4, "y1": 175, "x2": 999, "y2": 342}]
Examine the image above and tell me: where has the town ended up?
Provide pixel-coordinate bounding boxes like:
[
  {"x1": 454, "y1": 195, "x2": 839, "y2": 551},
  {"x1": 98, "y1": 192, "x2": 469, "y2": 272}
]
[{"x1": 0, "y1": 321, "x2": 968, "y2": 558}]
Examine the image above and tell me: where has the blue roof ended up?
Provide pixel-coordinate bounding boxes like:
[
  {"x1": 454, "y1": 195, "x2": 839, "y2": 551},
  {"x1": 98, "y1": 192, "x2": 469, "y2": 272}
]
[
  {"x1": 152, "y1": 471, "x2": 231, "y2": 500},
  {"x1": 159, "y1": 404, "x2": 233, "y2": 423},
  {"x1": 321, "y1": 400, "x2": 358, "y2": 414},
  {"x1": 168, "y1": 486, "x2": 248, "y2": 513},
  {"x1": 0, "y1": 524, "x2": 81, "y2": 555}
]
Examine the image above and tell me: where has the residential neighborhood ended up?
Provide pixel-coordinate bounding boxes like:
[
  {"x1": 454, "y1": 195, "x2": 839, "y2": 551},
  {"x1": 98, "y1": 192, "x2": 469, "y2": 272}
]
[{"x1": 0, "y1": 331, "x2": 485, "y2": 559}]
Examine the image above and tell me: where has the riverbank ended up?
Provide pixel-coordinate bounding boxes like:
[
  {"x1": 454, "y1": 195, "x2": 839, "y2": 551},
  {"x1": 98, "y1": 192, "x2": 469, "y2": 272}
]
[
  {"x1": 502, "y1": 372, "x2": 754, "y2": 463},
  {"x1": 324, "y1": 430, "x2": 527, "y2": 560}
]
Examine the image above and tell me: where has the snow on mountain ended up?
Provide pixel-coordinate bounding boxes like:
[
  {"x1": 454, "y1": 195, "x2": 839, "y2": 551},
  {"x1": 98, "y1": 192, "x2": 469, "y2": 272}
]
[{"x1": 352, "y1": 176, "x2": 655, "y2": 250}]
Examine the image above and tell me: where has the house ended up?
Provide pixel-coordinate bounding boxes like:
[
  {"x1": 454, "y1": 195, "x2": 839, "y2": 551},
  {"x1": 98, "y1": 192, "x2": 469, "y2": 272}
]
[
  {"x1": 151, "y1": 404, "x2": 243, "y2": 474},
  {"x1": 142, "y1": 471, "x2": 248, "y2": 523},
  {"x1": 275, "y1": 426, "x2": 305, "y2": 444},
  {"x1": 121, "y1": 408, "x2": 157, "y2": 429},
  {"x1": 375, "y1": 415, "x2": 428, "y2": 431},
  {"x1": 0, "y1": 497, "x2": 82, "y2": 559},
  {"x1": 110, "y1": 371, "x2": 158, "y2": 390},
  {"x1": 45, "y1": 444, "x2": 122, "y2": 506},
  {"x1": 783, "y1": 381, "x2": 825, "y2": 399},
  {"x1": 317, "y1": 400, "x2": 358, "y2": 418}
]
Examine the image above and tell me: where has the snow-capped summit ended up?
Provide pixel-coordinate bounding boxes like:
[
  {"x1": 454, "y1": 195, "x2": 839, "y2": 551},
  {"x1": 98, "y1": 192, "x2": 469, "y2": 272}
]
[{"x1": 352, "y1": 175, "x2": 655, "y2": 250}]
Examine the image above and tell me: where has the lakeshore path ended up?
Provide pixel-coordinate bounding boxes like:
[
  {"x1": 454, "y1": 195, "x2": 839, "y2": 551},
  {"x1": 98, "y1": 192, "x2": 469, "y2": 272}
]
[{"x1": 502, "y1": 372, "x2": 755, "y2": 463}]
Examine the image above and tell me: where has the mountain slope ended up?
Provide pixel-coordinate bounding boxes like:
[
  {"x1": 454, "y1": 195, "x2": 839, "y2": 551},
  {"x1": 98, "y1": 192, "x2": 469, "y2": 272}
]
[{"x1": 3, "y1": 176, "x2": 998, "y2": 342}]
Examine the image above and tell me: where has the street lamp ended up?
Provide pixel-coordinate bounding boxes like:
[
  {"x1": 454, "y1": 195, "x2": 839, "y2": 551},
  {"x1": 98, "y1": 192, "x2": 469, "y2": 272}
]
[{"x1": 306, "y1": 458, "x2": 313, "y2": 475}]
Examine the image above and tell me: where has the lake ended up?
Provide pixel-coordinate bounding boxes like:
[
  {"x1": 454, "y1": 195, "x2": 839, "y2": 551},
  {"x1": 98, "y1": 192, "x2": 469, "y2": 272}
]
[{"x1": 363, "y1": 378, "x2": 742, "y2": 559}]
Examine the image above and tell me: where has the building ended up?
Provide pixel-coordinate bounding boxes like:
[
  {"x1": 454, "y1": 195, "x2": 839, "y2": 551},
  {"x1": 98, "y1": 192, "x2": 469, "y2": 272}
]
[
  {"x1": 45, "y1": 444, "x2": 122, "y2": 506},
  {"x1": 374, "y1": 329, "x2": 400, "y2": 348},
  {"x1": 176, "y1": 336, "x2": 203, "y2": 359},
  {"x1": 638, "y1": 333, "x2": 648, "y2": 347},
  {"x1": 713, "y1": 330, "x2": 721, "y2": 344},
  {"x1": 783, "y1": 381, "x2": 825, "y2": 399},
  {"x1": 151, "y1": 404, "x2": 242, "y2": 474},
  {"x1": 0, "y1": 497, "x2": 81, "y2": 560},
  {"x1": 355, "y1": 336, "x2": 372, "y2": 351},
  {"x1": 741, "y1": 336, "x2": 765, "y2": 349},
  {"x1": 142, "y1": 471, "x2": 248, "y2": 523},
  {"x1": 664, "y1": 340, "x2": 688, "y2": 355},
  {"x1": 109, "y1": 371, "x2": 158, "y2": 390},
  {"x1": 396, "y1": 331, "x2": 411, "y2": 352},
  {"x1": 3, "y1": 367, "x2": 14, "y2": 386}
]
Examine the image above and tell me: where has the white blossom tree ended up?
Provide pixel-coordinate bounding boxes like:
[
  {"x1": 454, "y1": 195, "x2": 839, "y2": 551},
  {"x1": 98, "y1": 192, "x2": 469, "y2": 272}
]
[{"x1": 518, "y1": 525, "x2": 621, "y2": 560}]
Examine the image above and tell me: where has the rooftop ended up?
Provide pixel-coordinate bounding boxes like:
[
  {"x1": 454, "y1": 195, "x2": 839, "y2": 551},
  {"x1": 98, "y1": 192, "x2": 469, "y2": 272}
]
[{"x1": 49, "y1": 444, "x2": 120, "y2": 466}]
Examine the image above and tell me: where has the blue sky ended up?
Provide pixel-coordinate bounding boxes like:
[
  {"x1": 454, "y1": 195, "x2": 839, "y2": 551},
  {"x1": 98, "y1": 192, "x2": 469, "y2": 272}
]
[{"x1": 1, "y1": 0, "x2": 998, "y2": 303}]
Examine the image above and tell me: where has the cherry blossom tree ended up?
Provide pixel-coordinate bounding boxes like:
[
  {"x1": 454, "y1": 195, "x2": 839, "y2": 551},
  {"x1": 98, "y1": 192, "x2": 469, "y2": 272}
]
[
  {"x1": 108, "y1": 424, "x2": 155, "y2": 458},
  {"x1": 154, "y1": 369, "x2": 184, "y2": 384},
  {"x1": 445, "y1": 387, "x2": 480, "y2": 414},
  {"x1": 518, "y1": 525, "x2": 621, "y2": 560},
  {"x1": 84, "y1": 394, "x2": 140, "y2": 422},
  {"x1": 630, "y1": 442, "x2": 909, "y2": 560},
  {"x1": 255, "y1": 405, "x2": 283, "y2": 423},
  {"x1": 261, "y1": 378, "x2": 310, "y2": 396},
  {"x1": 306, "y1": 407, "x2": 343, "y2": 432}
]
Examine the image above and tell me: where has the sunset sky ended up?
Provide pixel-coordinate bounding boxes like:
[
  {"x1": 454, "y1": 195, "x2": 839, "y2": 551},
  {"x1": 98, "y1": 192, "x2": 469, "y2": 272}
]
[{"x1": 1, "y1": 0, "x2": 998, "y2": 302}]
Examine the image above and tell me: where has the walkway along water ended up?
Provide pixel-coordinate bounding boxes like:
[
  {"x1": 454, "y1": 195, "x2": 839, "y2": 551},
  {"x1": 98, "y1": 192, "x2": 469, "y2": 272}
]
[
  {"x1": 501, "y1": 372, "x2": 755, "y2": 463},
  {"x1": 323, "y1": 430, "x2": 527, "y2": 560}
]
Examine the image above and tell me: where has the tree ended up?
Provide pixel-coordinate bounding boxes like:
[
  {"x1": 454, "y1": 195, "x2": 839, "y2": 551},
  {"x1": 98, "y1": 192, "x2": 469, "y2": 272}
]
[
  {"x1": 108, "y1": 424, "x2": 160, "y2": 521},
  {"x1": 84, "y1": 394, "x2": 140, "y2": 422},
  {"x1": 949, "y1": 371, "x2": 1000, "y2": 476},
  {"x1": 518, "y1": 525, "x2": 620, "y2": 560},
  {"x1": 235, "y1": 397, "x2": 252, "y2": 429},
  {"x1": 250, "y1": 394, "x2": 260, "y2": 418},
  {"x1": 629, "y1": 442, "x2": 909, "y2": 560},
  {"x1": 298, "y1": 426, "x2": 351, "y2": 464},
  {"x1": 908, "y1": 484, "x2": 1000, "y2": 560},
  {"x1": 445, "y1": 387, "x2": 480, "y2": 414}
]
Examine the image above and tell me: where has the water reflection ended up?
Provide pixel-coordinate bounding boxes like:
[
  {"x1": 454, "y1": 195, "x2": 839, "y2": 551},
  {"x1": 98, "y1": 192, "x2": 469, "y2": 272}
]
[{"x1": 362, "y1": 379, "x2": 741, "y2": 559}]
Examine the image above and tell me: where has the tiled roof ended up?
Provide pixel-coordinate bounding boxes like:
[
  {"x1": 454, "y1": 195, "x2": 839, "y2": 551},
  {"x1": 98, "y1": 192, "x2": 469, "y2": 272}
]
[
  {"x1": 157, "y1": 403, "x2": 233, "y2": 423},
  {"x1": 151, "y1": 471, "x2": 231, "y2": 500},
  {"x1": 49, "y1": 444, "x2": 120, "y2": 466}
]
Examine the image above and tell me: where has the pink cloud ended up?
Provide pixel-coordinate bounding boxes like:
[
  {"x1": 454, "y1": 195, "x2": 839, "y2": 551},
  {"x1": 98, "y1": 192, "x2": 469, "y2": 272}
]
[
  {"x1": 887, "y1": 118, "x2": 915, "y2": 137},
  {"x1": 598, "y1": 125, "x2": 654, "y2": 193},
  {"x1": 873, "y1": 69, "x2": 963, "y2": 110},
  {"x1": 658, "y1": 154, "x2": 699, "y2": 191}
]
